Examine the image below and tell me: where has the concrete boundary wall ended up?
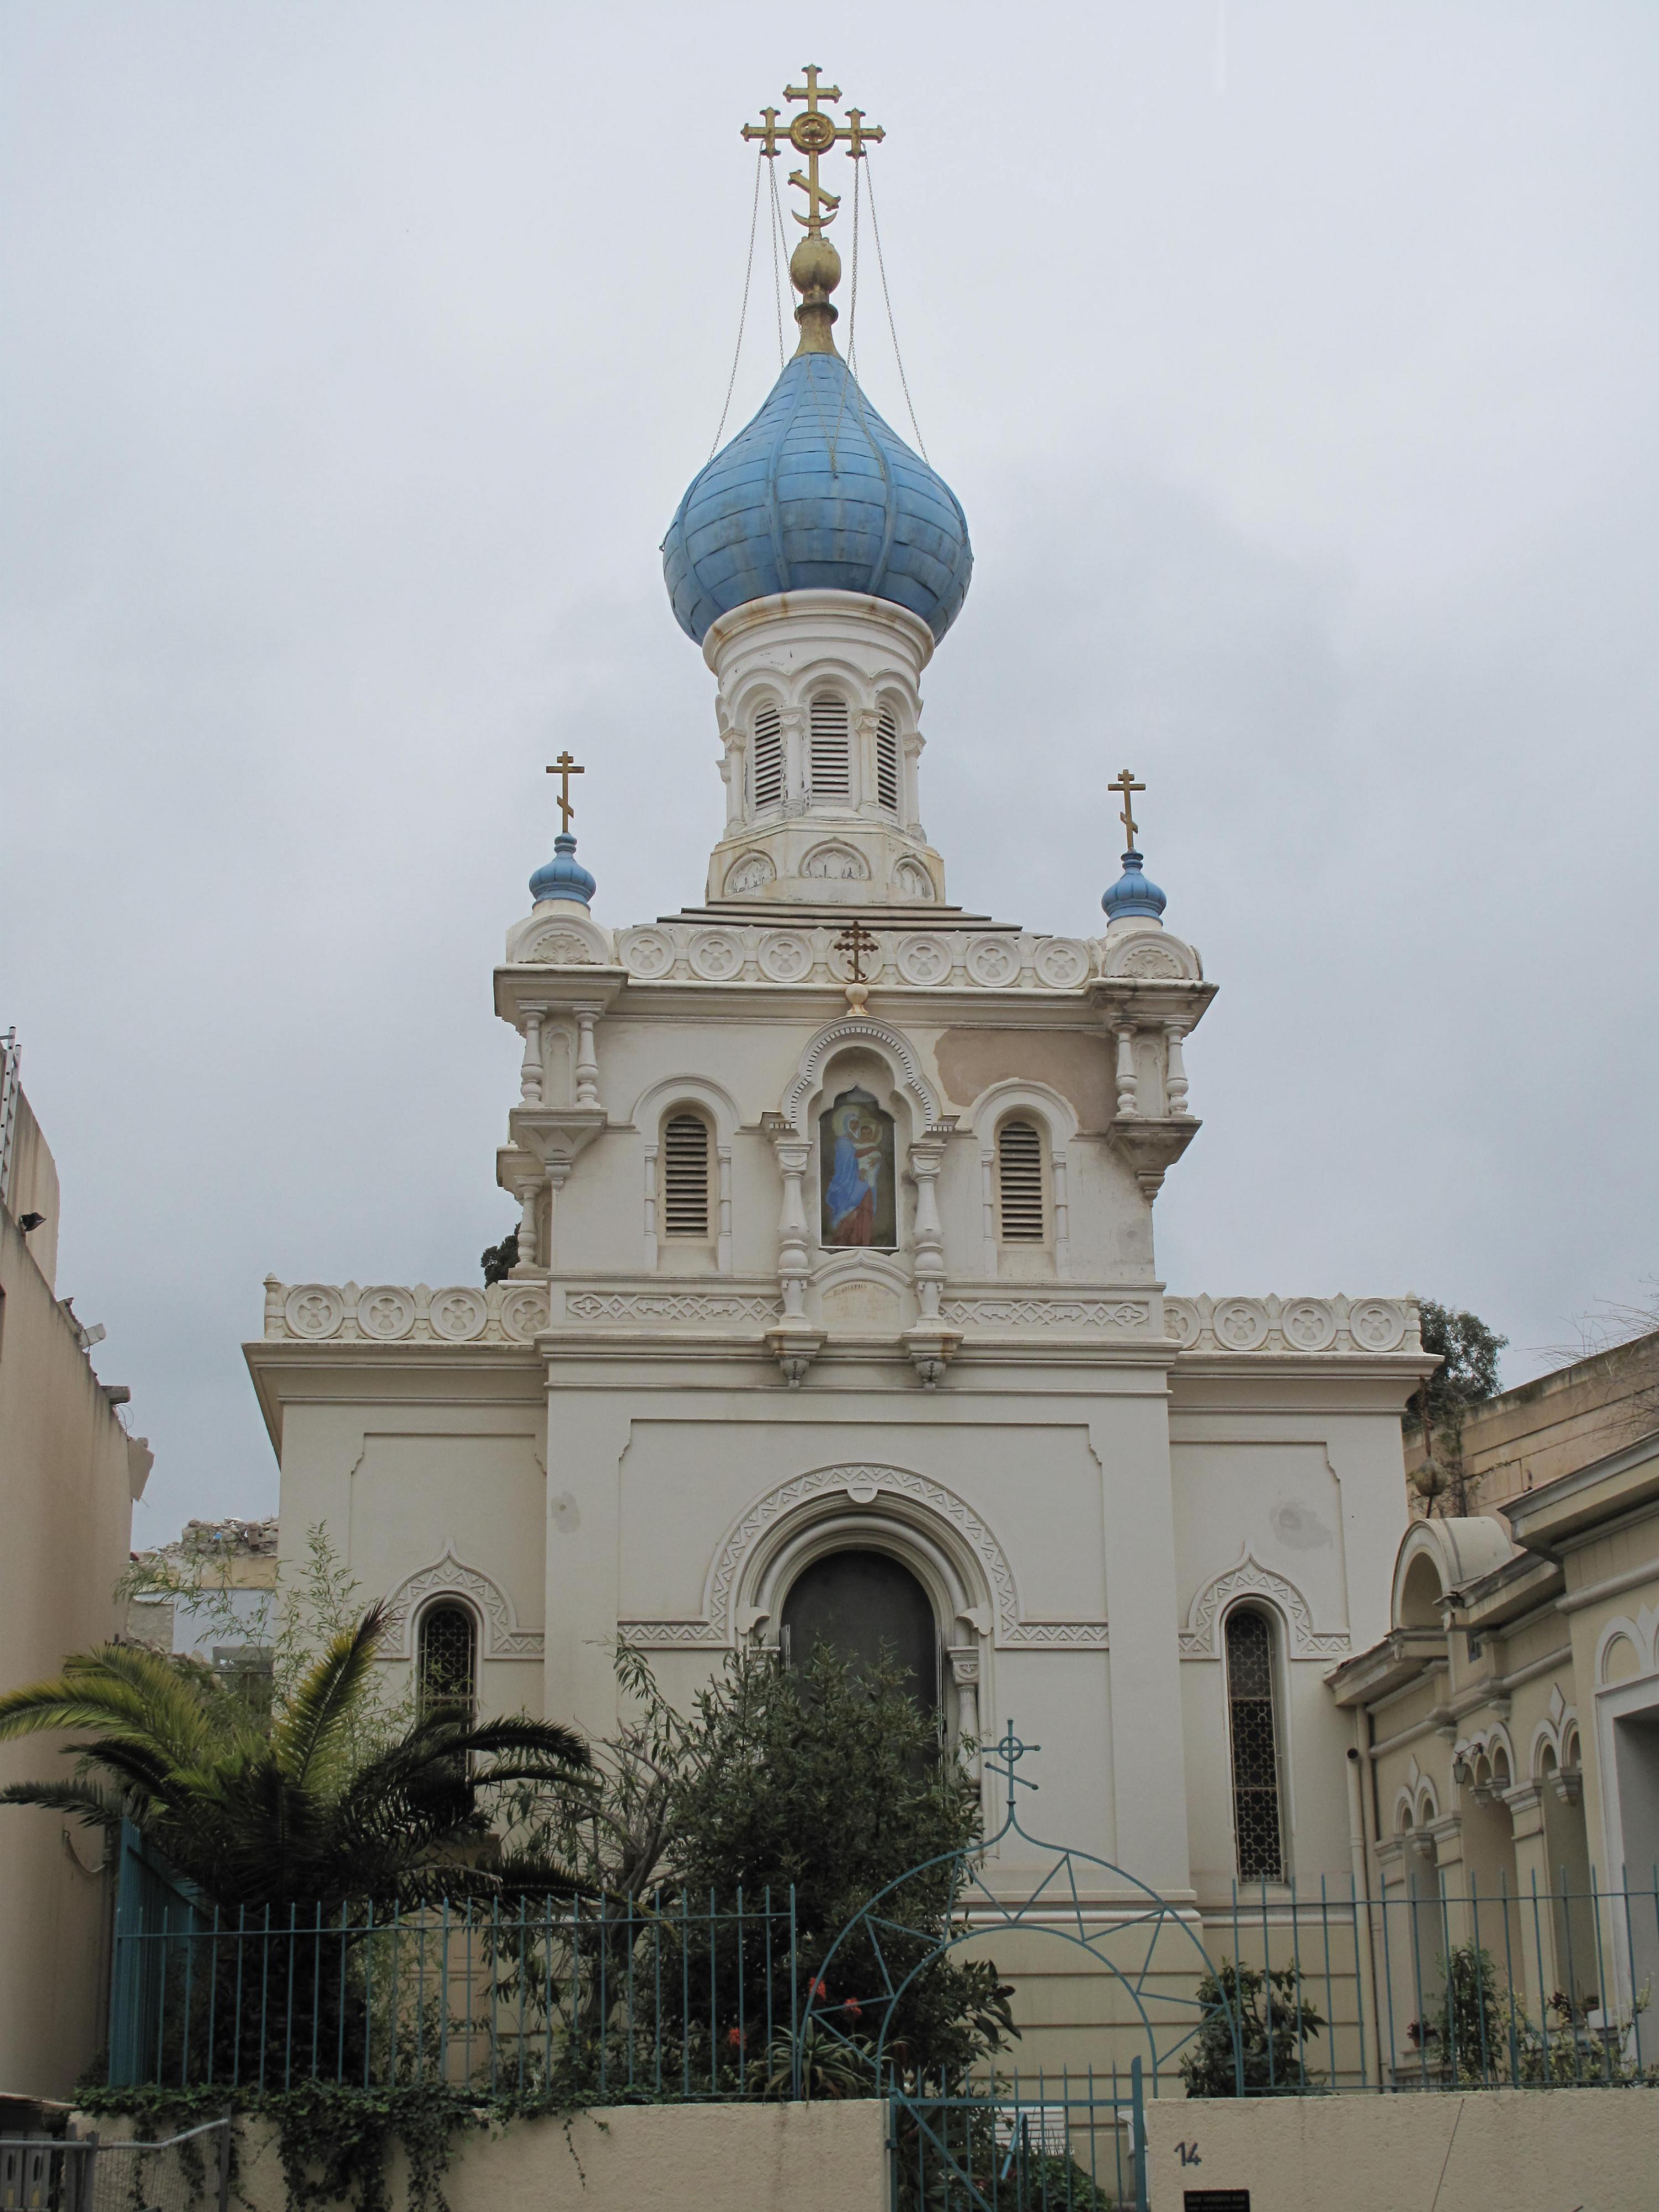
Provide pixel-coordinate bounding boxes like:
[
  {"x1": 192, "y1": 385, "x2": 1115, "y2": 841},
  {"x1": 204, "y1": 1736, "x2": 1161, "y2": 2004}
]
[
  {"x1": 96, "y1": 2104, "x2": 889, "y2": 2212},
  {"x1": 1144, "y1": 2089, "x2": 1659, "y2": 2211}
]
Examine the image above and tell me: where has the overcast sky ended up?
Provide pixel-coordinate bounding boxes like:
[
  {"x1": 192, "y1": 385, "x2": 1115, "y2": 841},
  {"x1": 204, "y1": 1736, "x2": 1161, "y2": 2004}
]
[{"x1": 3, "y1": 2, "x2": 1656, "y2": 1544}]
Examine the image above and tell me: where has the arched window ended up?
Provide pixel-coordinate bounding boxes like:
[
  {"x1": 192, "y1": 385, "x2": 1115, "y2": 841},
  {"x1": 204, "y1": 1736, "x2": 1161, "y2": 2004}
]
[
  {"x1": 751, "y1": 704, "x2": 784, "y2": 808},
  {"x1": 780, "y1": 1548, "x2": 938, "y2": 1714},
  {"x1": 662, "y1": 1112, "x2": 712, "y2": 1239},
  {"x1": 996, "y1": 1119, "x2": 1046, "y2": 1242},
  {"x1": 1225, "y1": 1607, "x2": 1285, "y2": 1881},
  {"x1": 875, "y1": 710, "x2": 900, "y2": 812},
  {"x1": 809, "y1": 693, "x2": 851, "y2": 799},
  {"x1": 418, "y1": 1603, "x2": 477, "y2": 1721}
]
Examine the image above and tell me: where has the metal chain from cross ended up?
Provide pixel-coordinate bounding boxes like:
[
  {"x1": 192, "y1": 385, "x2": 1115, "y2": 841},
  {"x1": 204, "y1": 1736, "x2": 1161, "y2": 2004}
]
[
  {"x1": 833, "y1": 919, "x2": 879, "y2": 984},
  {"x1": 1109, "y1": 768, "x2": 1145, "y2": 851},
  {"x1": 983, "y1": 1720, "x2": 1041, "y2": 1822},
  {"x1": 546, "y1": 751, "x2": 584, "y2": 833},
  {"x1": 742, "y1": 64, "x2": 884, "y2": 239}
]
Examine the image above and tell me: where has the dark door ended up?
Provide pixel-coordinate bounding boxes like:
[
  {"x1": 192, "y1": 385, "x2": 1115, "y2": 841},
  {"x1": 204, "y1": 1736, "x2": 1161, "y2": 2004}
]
[{"x1": 780, "y1": 1548, "x2": 938, "y2": 1713}]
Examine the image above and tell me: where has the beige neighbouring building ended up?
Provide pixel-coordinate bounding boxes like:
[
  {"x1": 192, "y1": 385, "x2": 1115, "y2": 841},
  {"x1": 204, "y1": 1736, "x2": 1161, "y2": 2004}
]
[
  {"x1": 243, "y1": 181, "x2": 1438, "y2": 2065},
  {"x1": 0, "y1": 1035, "x2": 153, "y2": 2097},
  {"x1": 1331, "y1": 1334, "x2": 1659, "y2": 2070}
]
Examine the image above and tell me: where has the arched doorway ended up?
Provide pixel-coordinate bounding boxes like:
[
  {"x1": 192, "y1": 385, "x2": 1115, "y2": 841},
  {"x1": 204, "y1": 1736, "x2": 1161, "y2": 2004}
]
[{"x1": 780, "y1": 1547, "x2": 938, "y2": 1713}]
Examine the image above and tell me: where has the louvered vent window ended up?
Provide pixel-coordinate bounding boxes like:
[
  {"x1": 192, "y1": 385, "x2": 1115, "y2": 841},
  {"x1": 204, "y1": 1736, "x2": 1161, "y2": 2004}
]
[
  {"x1": 809, "y1": 695, "x2": 851, "y2": 798},
  {"x1": 1225, "y1": 1608, "x2": 1285, "y2": 1881},
  {"x1": 997, "y1": 1119, "x2": 1046, "y2": 1242},
  {"x1": 663, "y1": 1113, "x2": 711, "y2": 1238},
  {"x1": 876, "y1": 711, "x2": 900, "y2": 812},
  {"x1": 752, "y1": 705, "x2": 784, "y2": 808}
]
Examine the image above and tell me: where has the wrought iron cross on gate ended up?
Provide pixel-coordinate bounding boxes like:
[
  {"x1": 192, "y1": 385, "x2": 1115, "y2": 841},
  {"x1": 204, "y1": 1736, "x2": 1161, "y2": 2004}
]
[
  {"x1": 984, "y1": 1720, "x2": 1041, "y2": 1824},
  {"x1": 742, "y1": 64, "x2": 884, "y2": 237},
  {"x1": 546, "y1": 750, "x2": 584, "y2": 831}
]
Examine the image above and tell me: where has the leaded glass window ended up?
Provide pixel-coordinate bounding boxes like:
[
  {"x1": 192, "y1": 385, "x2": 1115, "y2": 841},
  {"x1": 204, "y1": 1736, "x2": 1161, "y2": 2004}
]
[
  {"x1": 419, "y1": 1602, "x2": 477, "y2": 1722},
  {"x1": 1225, "y1": 1607, "x2": 1285, "y2": 1881}
]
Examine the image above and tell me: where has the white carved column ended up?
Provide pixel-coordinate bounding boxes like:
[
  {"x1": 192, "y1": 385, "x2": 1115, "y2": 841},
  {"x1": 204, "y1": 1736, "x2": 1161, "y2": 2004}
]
[
  {"x1": 718, "y1": 716, "x2": 743, "y2": 827},
  {"x1": 851, "y1": 705, "x2": 879, "y2": 812},
  {"x1": 1114, "y1": 1024, "x2": 1140, "y2": 1117},
  {"x1": 904, "y1": 730, "x2": 925, "y2": 838},
  {"x1": 513, "y1": 1175, "x2": 543, "y2": 1274},
  {"x1": 543, "y1": 1163, "x2": 570, "y2": 1275},
  {"x1": 772, "y1": 1135, "x2": 812, "y2": 1319},
  {"x1": 1051, "y1": 1150, "x2": 1071, "y2": 1275},
  {"x1": 979, "y1": 1150, "x2": 997, "y2": 1273},
  {"x1": 641, "y1": 1148, "x2": 659, "y2": 1269},
  {"x1": 717, "y1": 1145, "x2": 733, "y2": 1273},
  {"x1": 572, "y1": 1004, "x2": 602, "y2": 1110},
  {"x1": 519, "y1": 1007, "x2": 546, "y2": 1104},
  {"x1": 1165, "y1": 1024, "x2": 1190, "y2": 1115},
  {"x1": 909, "y1": 1135, "x2": 948, "y2": 1320},
  {"x1": 950, "y1": 1647, "x2": 982, "y2": 1776},
  {"x1": 779, "y1": 706, "x2": 807, "y2": 812}
]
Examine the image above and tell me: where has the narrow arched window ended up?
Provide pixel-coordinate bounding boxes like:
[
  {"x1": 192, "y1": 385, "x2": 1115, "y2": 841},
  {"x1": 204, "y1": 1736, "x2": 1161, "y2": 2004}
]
[
  {"x1": 419, "y1": 1603, "x2": 476, "y2": 1722},
  {"x1": 662, "y1": 1112, "x2": 711, "y2": 1238},
  {"x1": 875, "y1": 711, "x2": 900, "y2": 812},
  {"x1": 997, "y1": 1119, "x2": 1046, "y2": 1242},
  {"x1": 809, "y1": 694, "x2": 851, "y2": 799},
  {"x1": 1225, "y1": 1608, "x2": 1285, "y2": 1881},
  {"x1": 751, "y1": 705, "x2": 783, "y2": 808}
]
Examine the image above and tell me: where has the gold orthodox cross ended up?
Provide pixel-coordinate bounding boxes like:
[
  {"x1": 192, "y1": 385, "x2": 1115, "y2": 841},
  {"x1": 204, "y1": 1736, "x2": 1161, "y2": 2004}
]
[
  {"x1": 1109, "y1": 769, "x2": 1145, "y2": 849},
  {"x1": 546, "y1": 751, "x2": 584, "y2": 832},
  {"x1": 742, "y1": 64, "x2": 884, "y2": 238},
  {"x1": 833, "y1": 919, "x2": 879, "y2": 983}
]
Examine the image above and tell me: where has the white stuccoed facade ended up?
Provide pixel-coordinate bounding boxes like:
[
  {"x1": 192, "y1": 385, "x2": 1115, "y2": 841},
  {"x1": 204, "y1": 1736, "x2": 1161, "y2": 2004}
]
[{"x1": 247, "y1": 577, "x2": 1430, "y2": 1921}]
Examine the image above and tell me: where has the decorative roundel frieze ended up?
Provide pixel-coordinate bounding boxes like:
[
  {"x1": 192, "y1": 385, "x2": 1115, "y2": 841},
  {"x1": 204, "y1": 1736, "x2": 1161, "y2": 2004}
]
[
  {"x1": 357, "y1": 1286, "x2": 416, "y2": 1341},
  {"x1": 620, "y1": 928, "x2": 675, "y2": 980},
  {"x1": 896, "y1": 933, "x2": 953, "y2": 986},
  {"x1": 965, "y1": 935, "x2": 1021, "y2": 987},
  {"x1": 284, "y1": 1284, "x2": 345, "y2": 1339},
  {"x1": 1212, "y1": 1297, "x2": 1270, "y2": 1352},
  {"x1": 1113, "y1": 939, "x2": 1187, "y2": 978},
  {"x1": 758, "y1": 931, "x2": 813, "y2": 983},
  {"x1": 688, "y1": 930, "x2": 744, "y2": 982},
  {"x1": 527, "y1": 931, "x2": 596, "y2": 965},
  {"x1": 500, "y1": 1285, "x2": 550, "y2": 1343},
  {"x1": 1034, "y1": 937, "x2": 1090, "y2": 989},
  {"x1": 429, "y1": 1286, "x2": 488, "y2": 1342},
  {"x1": 1349, "y1": 1298, "x2": 1406, "y2": 1352},
  {"x1": 1280, "y1": 1298, "x2": 1338, "y2": 1352},
  {"x1": 1163, "y1": 1299, "x2": 1201, "y2": 1347}
]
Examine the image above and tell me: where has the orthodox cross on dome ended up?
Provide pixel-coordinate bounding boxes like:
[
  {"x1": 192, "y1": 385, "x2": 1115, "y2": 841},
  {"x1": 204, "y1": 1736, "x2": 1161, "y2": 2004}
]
[
  {"x1": 833, "y1": 917, "x2": 879, "y2": 983},
  {"x1": 742, "y1": 64, "x2": 884, "y2": 239},
  {"x1": 1109, "y1": 768, "x2": 1145, "y2": 852},
  {"x1": 546, "y1": 751, "x2": 585, "y2": 832}
]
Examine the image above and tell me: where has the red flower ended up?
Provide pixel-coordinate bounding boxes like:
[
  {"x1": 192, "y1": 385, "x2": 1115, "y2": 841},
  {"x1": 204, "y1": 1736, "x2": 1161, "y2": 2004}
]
[
  {"x1": 726, "y1": 2026, "x2": 747, "y2": 2050},
  {"x1": 842, "y1": 1997, "x2": 863, "y2": 2020},
  {"x1": 810, "y1": 1979, "x2": 830, "y2": 2001}
]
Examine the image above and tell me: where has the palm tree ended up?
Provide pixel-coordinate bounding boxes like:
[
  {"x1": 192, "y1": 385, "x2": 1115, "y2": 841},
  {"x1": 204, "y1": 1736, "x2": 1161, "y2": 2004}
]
[{"x1": 0, "y1": 1601, "x2": 591, "y2": 1908}]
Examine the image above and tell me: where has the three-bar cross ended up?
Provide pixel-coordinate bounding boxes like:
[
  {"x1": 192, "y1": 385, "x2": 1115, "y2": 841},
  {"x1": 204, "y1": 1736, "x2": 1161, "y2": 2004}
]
[
  {"x1": 546, "y1": 751, "x2": 584, "y2": 832},
  {"x1": 833, "y1": 919, "x2": 879, "y2": 984},
  {"x1": 742, "y1": 64, "x2": 884, "y2": 238},
  {"x1": 1109, "y1": 768, "x2": 1145, "y2": 851}
]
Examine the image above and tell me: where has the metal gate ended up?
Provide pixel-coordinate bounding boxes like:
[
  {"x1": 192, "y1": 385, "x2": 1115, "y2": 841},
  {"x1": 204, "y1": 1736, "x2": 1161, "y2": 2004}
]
[{"x1": 807, "y1": 1726, "x2": 1245, "y2": 2212}]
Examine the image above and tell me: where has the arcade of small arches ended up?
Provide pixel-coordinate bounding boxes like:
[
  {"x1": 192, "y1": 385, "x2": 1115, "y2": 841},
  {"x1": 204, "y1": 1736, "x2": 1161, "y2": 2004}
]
[{"x1": 722, "y1": 680, "x2": 919, "y2": 833}]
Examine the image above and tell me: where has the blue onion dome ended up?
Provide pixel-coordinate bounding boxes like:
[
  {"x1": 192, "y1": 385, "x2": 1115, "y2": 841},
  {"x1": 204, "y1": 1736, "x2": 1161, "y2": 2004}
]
[
  {"x1": 1102, "y1": 850, "x2": 1167, "y2": 923},
  {"x1": 662, "y1": 338, "x2": 972, "y2": 645},
  {"x1": 529, "y1": 832, "x2": 596, "y2": 908}
]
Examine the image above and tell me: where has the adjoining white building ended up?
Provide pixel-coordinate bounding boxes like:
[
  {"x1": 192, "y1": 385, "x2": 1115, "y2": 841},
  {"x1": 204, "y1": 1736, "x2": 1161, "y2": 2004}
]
[{"x1": 247, "y1": 118, "x2": 1432, "y2": 1976}]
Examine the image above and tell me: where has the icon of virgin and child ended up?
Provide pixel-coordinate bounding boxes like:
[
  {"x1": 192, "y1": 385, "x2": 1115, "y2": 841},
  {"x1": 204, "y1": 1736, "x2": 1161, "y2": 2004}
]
[{"x1": 819, "y1": 1086, "x2": 898, "y2": 1248}]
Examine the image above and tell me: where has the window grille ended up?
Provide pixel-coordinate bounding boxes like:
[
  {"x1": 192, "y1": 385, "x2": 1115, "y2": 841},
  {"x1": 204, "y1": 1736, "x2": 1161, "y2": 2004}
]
[
  {"x1": 418, "y1": 1603, "x2": 476, "y2": 1721},
  {"x1": 1225, "y1": 1608, "x2": 1285, "y2": 1881},
  {"x1": 662, "y1": 1113, "x2": 711, "y2": 1237},
  {"x1": 752, "y1": 705, "x2": 784, "y2": 807},
  {"x1": 876, "y1": 711, "x2": 900, "y2": 811},
  {"x1": 809, "y1": 695, "x2": 851, "y2": 798},
  {"x1": 997, "y1": 1119, "x2": 1046, "y2": 1242}
]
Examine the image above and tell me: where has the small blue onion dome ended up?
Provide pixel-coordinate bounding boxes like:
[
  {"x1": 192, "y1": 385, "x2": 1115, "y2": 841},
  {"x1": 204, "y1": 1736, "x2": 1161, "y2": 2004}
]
[
  {"x1": 529, "y1": 832, "x2": 596, "y2": 908},
  {"x1": 1102, "y1": 849, "x2": 1167, "y2": 923},
  {"x1": 661, "y1": 352, "x2": 973, "y2": 645}
]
